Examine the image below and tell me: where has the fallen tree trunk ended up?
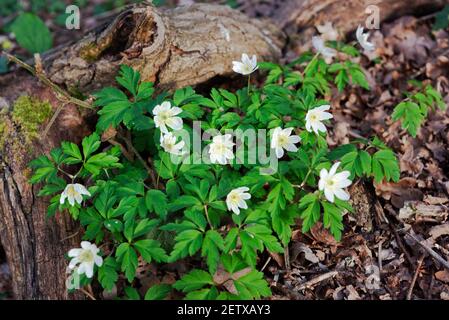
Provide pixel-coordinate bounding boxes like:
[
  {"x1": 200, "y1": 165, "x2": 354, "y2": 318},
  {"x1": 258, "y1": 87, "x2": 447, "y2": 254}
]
[{"x1": 0, "y1": 3, "x2": 285, "y2": 299}]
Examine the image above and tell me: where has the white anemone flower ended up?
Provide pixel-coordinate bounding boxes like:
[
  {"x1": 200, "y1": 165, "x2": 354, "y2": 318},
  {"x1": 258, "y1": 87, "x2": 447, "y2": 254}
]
[
  {"x1": 271, "y1": 127, "x2": 301, "y2": 159},
  {"x1": 160, "y1": 132, "x2": 185, "y2": 155},
  {"x1": 60, "y1": 183, "x2": 91, "y2": 206},
  {"x1": 318, "y1": 162, "x2": 352, "y2": 203},
  {"x1": 153, "y1": 101, "x2": 183, "y2": 134},
  {"x1": 312, "y1": 36, "x2": 337, "y2": 63},
  {"x1": 232, "y1": 53, "x2": 258, "y2": 75},
  {"x1": 209, "y1": 134, "x2": 235, "y2": 165},
  {"x1": 305, "y1": 105, "x2": 333, "y2": 134},
  {"x1": 68, "y1": 241, "x2": 103, "y2": 278},
  {"x1": 226, "y1": 187, "x2": 251, "y2": 215},
  {"x1": 356, "y1": 25, "x2": 375, "y2": 52},
  {"x1": 316, "y1": 22, "x2": 339, "y2": 41}
]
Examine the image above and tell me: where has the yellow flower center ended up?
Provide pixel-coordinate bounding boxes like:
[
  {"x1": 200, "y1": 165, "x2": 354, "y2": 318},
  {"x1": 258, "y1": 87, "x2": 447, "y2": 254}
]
[
  {"x1": 79, "y1": 250, "x2": 94, "y2": 263},
  {"x1": 67, "y1": 185, "x2": 77, "y2": 197}
]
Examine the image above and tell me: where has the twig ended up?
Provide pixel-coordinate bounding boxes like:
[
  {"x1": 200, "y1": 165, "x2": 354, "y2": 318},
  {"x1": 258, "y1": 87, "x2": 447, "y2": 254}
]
[
  {"x1": 406, "y1": 253, "x2": 425, "y2": 300},
  {"x1": 79, "y1": 288, "x2": 96, "y2": 300},
  {"x1": 261, "y1": 257, "x2": 272, "y2": 272},
  {"x1": 3, "y1": 52, "x2": 93, "y2": 110},
  {"x1": 296, "y1": 271, "x2": 339, "y2": 291},
  {"x1": 43, "y1": 102, "x2": 67, "y2": 137},
  {"x1": 386, "y1": 213, "x2": 414, "y2": 266},
  {"x1": 60, "y1": 228, "x2": 80, "y2": 242},
  {"x1": 284, "y1": 246, "x2": 291, "y2": 271},
  {"x1": 378, "y1": 240, "x2": 384, "y2": 276},
  {"x1": 407, "y1": 233, "x2": 449, "y2": 271}
]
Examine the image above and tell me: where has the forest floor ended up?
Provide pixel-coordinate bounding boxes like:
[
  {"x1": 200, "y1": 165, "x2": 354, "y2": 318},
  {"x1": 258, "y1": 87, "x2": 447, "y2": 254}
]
[{"x1": 1, "y1": 1, "x2": 449, "y2": 300}]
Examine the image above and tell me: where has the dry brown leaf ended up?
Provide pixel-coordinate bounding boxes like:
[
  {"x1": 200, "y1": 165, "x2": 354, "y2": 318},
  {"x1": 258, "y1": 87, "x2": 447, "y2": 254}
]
[
  {"x1": 310, "y1": 222, "x2": 338, "y2": 246},
  {"x1": 375, "y1": 178, "x2": 423, "y2": 208},
  {"x1": 429, "y1": 223, "x2": 449, "y2": 240},
  {"x1": 435, "y1": 270, "x2": 449, "y2": 283}
]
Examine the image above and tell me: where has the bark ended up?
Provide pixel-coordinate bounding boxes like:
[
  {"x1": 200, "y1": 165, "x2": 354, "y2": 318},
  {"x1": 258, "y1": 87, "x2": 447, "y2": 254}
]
[{"x1": 0, "y1": 3, "x2": 284, "y2": 299}]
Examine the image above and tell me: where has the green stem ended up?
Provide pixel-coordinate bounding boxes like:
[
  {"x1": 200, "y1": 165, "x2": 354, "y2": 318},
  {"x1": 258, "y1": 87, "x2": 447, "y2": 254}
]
[
  {"x1": 204, "y1": 204, "x2": 213, "y2": 230},
  {"x1": 303, "y1": 52, "x2": 320, "y2": 76},
  {"x1": 247, "y1": 74, "x2": 251, "y2": 95}
]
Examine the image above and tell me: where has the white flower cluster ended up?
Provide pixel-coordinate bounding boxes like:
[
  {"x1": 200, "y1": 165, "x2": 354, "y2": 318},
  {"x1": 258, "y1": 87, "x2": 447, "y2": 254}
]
[
  {"x1": 313, "y1": 24, "x2": 375, "y2": 63},
  {"x1": 153, "y1": 101, "x2": 185, "y2": 155}
]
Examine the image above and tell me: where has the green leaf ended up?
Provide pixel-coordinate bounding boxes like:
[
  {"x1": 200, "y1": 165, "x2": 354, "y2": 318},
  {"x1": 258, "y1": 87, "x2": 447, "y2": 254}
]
[
  {"x1": 98, "y1": 257, "x2": 119, "y2": 292},
  {"x1": 335, "y1": 69, "x2": 349, "y2": 92},
  {"x1": 133, "y1": 218, "x2": 159, "y2": 238},
  {"x1": 144, "y1": 284, "x2": 171, "y2": 300},
  {"x1": 234, "y1": 270, "x2": 271, "y2": 299},
  {"x1": 169, "y1": 229, "x2": 203, "y2": 261},
  {"x1": 29, "y1": 155, "x2": 57, "y2": 184},
  {"x1": 145, "y1": 189, "x2": 168, "y2": 219},
  {"x1": 173, "y1": 269, "x2": 213, "y2": 292},
  {"x1": 82, "y1": 133, "x2": 101, "y2": 160},
  {"x1": 12, "y1": 13, "x2": 52, "y2": 53},
  {"x1": 115, "y1": 243, "x2": 138, "y2": 282},
  {"x1": 116, "y1": 65, "x2": 140, "y2": 97},
  {"x1": 392, "y1": 101, "x2": 424, "y2": 137},
  {"x1": 94, "y1": 87, "x2": 128, "y2": 107},
  {"x1": 201, "y1": 230, "x2": 224, "y2": 274},
  {"x1": 124, "y1": 287, "x2": 140, "y2": 300},
  {"x1": 299, "y1": 193, "x2": 321, "y2": 233},
  {"x1": 134, "y1": 239, "x2": 167, "y2": 263},
  {"x1": 372, "y1": 149, "x2": 400, "y2": 183},
  {"x1": 321, "y1": 201, "x2": 344, "y2": 241},
  {"x1": 433, "y1": 5, "x2": 449, "y2": 30},
  {"x1": 84, "y1": 153, "x2": 121, "y2": 175},
  {"x1": 61, "y1": 141, "x2": 83, "y2": 164}
]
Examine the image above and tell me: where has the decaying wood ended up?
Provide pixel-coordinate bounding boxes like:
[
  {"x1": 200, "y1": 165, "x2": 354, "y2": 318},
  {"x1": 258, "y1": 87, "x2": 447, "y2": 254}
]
[
  {"x1": 0, "y1": 3, "x2": 285, "y2": 299},
  {"x1": 44, "y1": 3, "x2": 285, "y2": 92}
]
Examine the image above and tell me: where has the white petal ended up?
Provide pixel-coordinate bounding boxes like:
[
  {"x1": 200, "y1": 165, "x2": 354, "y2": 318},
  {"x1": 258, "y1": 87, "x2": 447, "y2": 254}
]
[
  {"x1": 74, "y1": 193, "x2": 83, "y2": 205},
  {"x1": 68, "y1": 248, "x2": 81, "y2": 257},
  {"x1": 84, "y1": 263, "x2": 94, "y2": 278},
  {"x1": 288, "y1": 135, "x2": 301, "y2": 144},
  {"x1": 68, "y1": 195, "x2": 75, "y2": 207},
  {"x1": 68, "y1": 257, "x2": 79, "y2": 269},
  {"x1": 314, "y1": 121, "x2": 327, "y2": 133},
  {"x1": 329, "y1": 162, "x2": 340, "y2": 176},
  {"x1": 284, "y1": 143, "x2": 298, "y2": 152},
  {"x1": 160, "y1": 101, "x2": 171, "y2": 111},
  {"x1": 94, "y1": 255, "x2": 103, "y2": 267},
  {"x1": 241, "y1": 193, "x2": 251, "y2": 200},
  {"x1": 275, "y1": 147, "x2": 284, "y2": 159},
  {"x1": 334, "y1": 188, "x2": 350, "y2": 201},
  {"x1": 81, "y1": 241, "x2": 92, "y2": 249},
  {"x1": 60, "y1": 192, "x2": 67, "y2": 204},
  {"x1": 324, "y1": 188, "x2": 335, "y2": 203},
  {"x1": 169, "y1": 107, "x2": 183, "y2": 116},
  {"x1": 77, "y1": 263, "x2": 86, "y2": 275},
  {"x1": 336, "y1": 178, "x2": 352, "y2": 189},
  {"x1": 166, "y1": 117, "x2": 183, "y2": 131},
  {"x1": 318, "y1": 178, "x2": 325, "y2": 191}
]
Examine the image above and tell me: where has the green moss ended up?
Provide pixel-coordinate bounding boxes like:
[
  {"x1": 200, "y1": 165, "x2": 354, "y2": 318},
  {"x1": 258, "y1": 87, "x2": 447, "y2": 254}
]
[{"x1": 11, "y1": 95, "x2": 52, "y2": 142}]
